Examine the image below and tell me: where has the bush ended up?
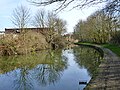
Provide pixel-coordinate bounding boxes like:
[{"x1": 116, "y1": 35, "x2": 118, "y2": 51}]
[
  {"x1": 0, "y1": 31, "x2": 49, "y2": 55},
  {"x1": 110, "y1": 31, "x2": 120, "y2": 45}
]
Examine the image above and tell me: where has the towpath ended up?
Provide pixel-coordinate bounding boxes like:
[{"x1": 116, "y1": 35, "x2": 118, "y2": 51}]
[{"x1": 85, "y1": 48, "x2": 120, "y2": 90}]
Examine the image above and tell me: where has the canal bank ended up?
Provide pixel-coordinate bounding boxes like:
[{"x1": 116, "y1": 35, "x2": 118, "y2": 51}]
[
  {"x1": 0, "y1": 46, "x2": 102, "y2": 90},
  {"x1": 85, "y1": 48, "x2": 120, "y2": 90},
  {"x1": 75, "y1": 43, "x2": 120, "y2": 89}
]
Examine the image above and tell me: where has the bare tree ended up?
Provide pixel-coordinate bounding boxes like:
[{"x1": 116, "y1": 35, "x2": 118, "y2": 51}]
[
  {"x1": 28, "y1": 0, "x2": 120, "y2": 14},
  {"x1": 54, "y1": 18, "x2": 67, "y2": 35},
  {"x1": 46, "y1": 11, "x2": 57, "y2": 28},
  {"x1": 32, "y1": 10, "x2": 67, "y2": 47},
  {"x1": 29, "y1": 0, "x2": 105, "y2": 8},
  {"x1": 105, "y1": 0, "x2": 120, "y2": 14},
  {"x1": 12, "y1": 5, "x2": 31, "y2": 29},
  {"x1": 32, "y1": 9, "x2": 67, "y2": 35},
  {"x1": 46, "y1": 11, "x2": 67, "y2": 35},
  {"x1": 32, "y1": 9, "x2": 47, "y2": 28}
]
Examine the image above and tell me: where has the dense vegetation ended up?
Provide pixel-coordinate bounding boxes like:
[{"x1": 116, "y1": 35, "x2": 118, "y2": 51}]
[
  {"x1": 0, "y1": 5, "x2": 68, "y2": 55},
  {"x1": 0, "y1": 30, "x2": 68, "y2": 55},
  {"x1": 0, "y1": 0, "x2": 119, "y2": 55},
  {"x1": 32, "y1": 0, "x2": 119, "y2": 45},
  {"x1": 73, "y1": 9, "x2": 119, "y2": 45},
  {"x1": 28, "y1": 0, "x2": 119, "y2": 45},
  {"x1": 71, "y1": 0, "x2": 120, "y2": 45}
]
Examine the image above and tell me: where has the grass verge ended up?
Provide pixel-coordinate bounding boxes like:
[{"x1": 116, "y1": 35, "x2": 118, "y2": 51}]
[
  {"x1": 75, "y1": 42, "x2": 120, "y2": 57},
  {"x1": 102, "y1": 44, "x2": 120, "y2": 56}
]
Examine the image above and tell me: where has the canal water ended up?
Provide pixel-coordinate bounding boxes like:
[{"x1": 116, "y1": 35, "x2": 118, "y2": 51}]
[{"x1": 0, "y1": 45, "x2": 102, "y2": 90}]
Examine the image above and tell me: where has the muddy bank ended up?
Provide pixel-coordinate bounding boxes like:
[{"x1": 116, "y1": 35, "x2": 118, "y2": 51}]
[{"x1": 85, "y1": 48, "x2": 120, "y2": 90}]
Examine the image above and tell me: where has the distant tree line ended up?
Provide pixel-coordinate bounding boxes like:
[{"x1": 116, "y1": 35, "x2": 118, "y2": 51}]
[
  {"x1": 73, "y1": 9, "x2": 120, "y2": 44},
  {"x1": 73, "y1": 0, "x2": 120, "y2": 44}
]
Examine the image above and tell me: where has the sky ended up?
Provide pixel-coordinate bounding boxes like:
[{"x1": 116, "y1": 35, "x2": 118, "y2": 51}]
[{"x1": 0, "y1": 0, "x2": 105, "y2": 33}]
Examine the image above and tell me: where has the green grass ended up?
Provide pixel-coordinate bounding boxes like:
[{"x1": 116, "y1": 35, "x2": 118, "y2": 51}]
[
  {"x1": 75, "y1": 42, "x2": 95, "y2": 45},
  {"x1": 102, "y1": 44, "x2": 120, "y2": 56},
  {"x1": 75, "y1": 42, "x2": 120, "y2": 57},
  {"x1": 83, "y1": 43, "x2": 120, "y2": 57}
]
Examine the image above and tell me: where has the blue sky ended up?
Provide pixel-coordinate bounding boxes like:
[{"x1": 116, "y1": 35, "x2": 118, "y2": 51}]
[{"x1": 0, "y1": 0, "x2": 105, "y2": 32}]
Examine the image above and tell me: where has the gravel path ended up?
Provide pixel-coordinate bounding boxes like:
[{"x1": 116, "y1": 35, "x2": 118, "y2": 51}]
[{"x1": 85, "y1": 48, "x2": 120, "y2": 90}]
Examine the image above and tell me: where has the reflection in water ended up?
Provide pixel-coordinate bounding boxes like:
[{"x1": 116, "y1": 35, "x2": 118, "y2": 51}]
[
  {"x1": 14, "y1": 67, "x2": 33, "y2": 90},
  {"x1": 33, "y1": 50, "x2": 68, "y2": 86},
  {"x1": 0, "y1": 46, "x2": 103, "y2": 90},
  {"x1": 73, "y1": 46, "x2": 103, "y2": 77}
]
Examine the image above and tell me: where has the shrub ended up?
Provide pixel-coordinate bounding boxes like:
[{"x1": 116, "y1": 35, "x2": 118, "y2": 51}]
[
  {"x1": 110, "y1": 31, "x2": 120, "y2": 45},
  {"x1": 0, "y1": 31, "x2": 49, "y2": 55}
]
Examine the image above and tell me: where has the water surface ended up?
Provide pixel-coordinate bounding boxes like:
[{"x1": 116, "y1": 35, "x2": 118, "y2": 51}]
[{"x1": 0, "y1": 46, "x2": 102, "y2": 90}]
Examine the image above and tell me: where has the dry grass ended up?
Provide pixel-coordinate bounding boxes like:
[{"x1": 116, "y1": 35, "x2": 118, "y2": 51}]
[
  {"x1": 0, "y1": 31, "x2": 49, "y2": 55},
  {"x1": 0, "y1": 30, "x2": 67, "y2": 55}
]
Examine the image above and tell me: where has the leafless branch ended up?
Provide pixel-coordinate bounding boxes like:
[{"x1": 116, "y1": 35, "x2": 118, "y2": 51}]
[
  {"x1": 28, "y1": 0, "x2": 120, "y2": 16},
  {"x1": 11, "y1": 5, "x2": 31, "y2": 28}
]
